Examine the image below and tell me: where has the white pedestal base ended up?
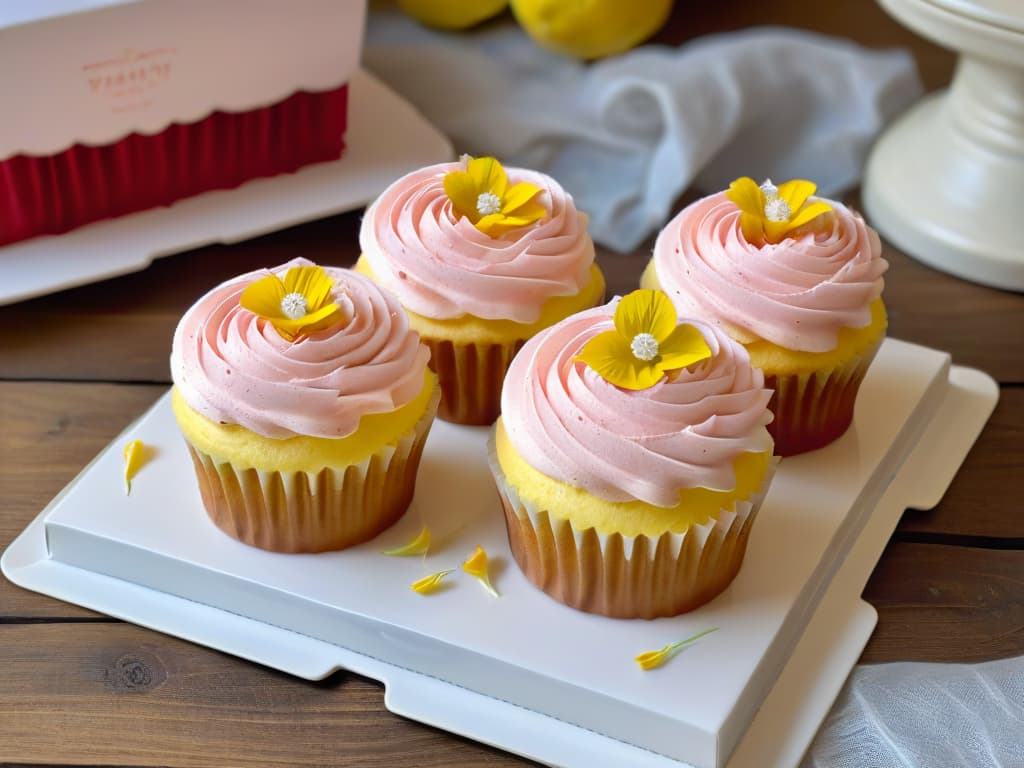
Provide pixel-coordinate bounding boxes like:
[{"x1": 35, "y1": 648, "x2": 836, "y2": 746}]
[{"x1": 864, "y1": 0, "x2": 1024, "y2": 291}]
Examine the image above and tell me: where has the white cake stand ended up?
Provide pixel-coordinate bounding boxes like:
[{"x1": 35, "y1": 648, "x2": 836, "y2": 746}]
[{"x1": 863, "y1": 0, "x2": 1024, "y2": 291}]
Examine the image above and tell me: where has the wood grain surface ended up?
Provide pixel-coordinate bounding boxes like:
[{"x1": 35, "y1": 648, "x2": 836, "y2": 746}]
[{"x1": 2, "y1": 2, "x2": 1023, "y2": 767}]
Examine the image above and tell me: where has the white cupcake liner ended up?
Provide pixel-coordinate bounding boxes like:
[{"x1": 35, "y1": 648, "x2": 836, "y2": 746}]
[
  {"x1": 183, "y1": 387, "x2": 439, "y2": 553},
  {"x1": 487, "y1": 431, "x2": 777, "y2": 618},
  {"x1": 766, "y1": 335, "x2": 883, "y2": 456}
]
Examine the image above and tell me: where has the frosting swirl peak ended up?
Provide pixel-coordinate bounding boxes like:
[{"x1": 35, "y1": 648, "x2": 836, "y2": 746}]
[
  {"x1": 652, "y1": 191, "x2": 887, "y2": 352},
  {"x1": 359, "y1": 161, "x2": 595, "y2": 323},
  {"x1": 170, "y1": 259, "x2": 430, "y2": 439},
  {"x1": 501, "y1": 301, "x2": 773, "y2": 507}
]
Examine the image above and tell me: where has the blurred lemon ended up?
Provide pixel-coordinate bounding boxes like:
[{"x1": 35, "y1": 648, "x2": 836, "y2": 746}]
[
  {"x1": 511, "y1": 0, "x2": 672, "y2": 59},
  {"x1": 398, "y1": 0, "x2": 509, "y2": 30}
]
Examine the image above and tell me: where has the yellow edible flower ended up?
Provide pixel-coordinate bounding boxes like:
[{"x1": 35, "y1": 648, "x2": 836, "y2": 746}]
[
  {"x1": 411, "y1": 569, "x2": 454, "y2": 595},
  {"x1": 462, "y1": 545, "x2": 499, "y2": 597},
  {"x1": 443, "y1": 156, "x2": 546, "y2": 237},
  {"x1": 122, "y1": 439, "x2": 147, "y2": 495},
  {"x1": 382, "y1": 526, "x2": 432, "y2": 557},
  {"x1": 635, "y1": 627, "x2": 719, "y2": 671},
  {"x1": 576, "y1": 289, "x2": 712, "y2": 390},
  {"x1": 725, "y1": 176, "x2": 833, "y2": 245},
  {"x1": 239, "y1": 264, "x2": 346, "y2": 341}
]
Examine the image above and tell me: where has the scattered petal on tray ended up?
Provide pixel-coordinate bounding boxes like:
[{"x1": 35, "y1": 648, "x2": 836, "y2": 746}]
[
  {"x1": 382, "y1": 526, "x2": 432, "y2": 556},
  {"x1": 462, "y1": 545, "x2": 499, "y2": 597},
  {"x1": 411, "y1": 569, "x2": 454, "y2": 595},
  {"x1": 635, "y1": 627, "x2": 719, "y2": 670}
]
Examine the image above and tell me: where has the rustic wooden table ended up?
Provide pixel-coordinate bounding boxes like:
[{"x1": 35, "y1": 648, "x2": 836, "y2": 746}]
[{"x1": 2, "y1": 3, "x2": 1022, "y2": 766}]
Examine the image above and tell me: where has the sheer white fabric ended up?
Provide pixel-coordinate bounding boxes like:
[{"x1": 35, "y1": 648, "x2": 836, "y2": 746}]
[
  {"x1": 802, "y1": 657, "x2": 1024, "y2": 768},
  {"x1": 364, "y1": 8, "x2": 922, "y2": 253}
]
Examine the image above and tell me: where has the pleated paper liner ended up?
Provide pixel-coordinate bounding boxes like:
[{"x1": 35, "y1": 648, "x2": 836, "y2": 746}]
[
  {"x1": 0, "y1": 84, "x2": 349, "y2": 247},
  {"x1": 489, "y1": 436, "x2": 778, "y2": 619},
  {"x1": 422, "y1": 336, "x2": 525, "y2": 426},
  {"x1": 182, "y1": 387, "x2": 438, "y2": 554},
  {"x1": 766, "y1": 336, "x2": 883, "y2": 456}
]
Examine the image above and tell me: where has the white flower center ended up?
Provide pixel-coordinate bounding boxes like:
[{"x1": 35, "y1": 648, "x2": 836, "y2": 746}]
[
  {"x1": 764, "y1": 196, "x2": 791, "y2": 222},
  {"x1": 476, "y1": 192, "x2": 502, "y2": 216},
  {"x1": 280, "y1": 292, "x2": 308, "y2": 320},
  {"x1": 759, "y1": 178, "x2": 790, "y2": 221},
  {"x1": 630, "y1": 332, "x2": 659, "y2": 361}
]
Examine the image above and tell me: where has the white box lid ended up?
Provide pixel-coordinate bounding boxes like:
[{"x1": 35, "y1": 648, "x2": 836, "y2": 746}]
[{"x1": 0, "y1": 0, "x2": 365, "y2": 158}]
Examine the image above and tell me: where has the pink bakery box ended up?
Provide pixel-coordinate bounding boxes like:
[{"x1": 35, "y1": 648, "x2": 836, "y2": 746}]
[{"x1": 0, "y1": 0, "x2": 366, "y2": 247}]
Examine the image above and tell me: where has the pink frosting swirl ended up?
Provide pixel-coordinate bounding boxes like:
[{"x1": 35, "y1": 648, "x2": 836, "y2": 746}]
[
  {"x1": 501, "y1": 300, "x2": 774, "y2": 507},
  {"x1": 170, "y1": 258, "x2": 430, "y2": 439},
  {"x1": 359, "y1": 162, "x2": 595, "y2": 323},
  {"x1": 652, "y1": 192, "x2": 887, "y2": 353}
]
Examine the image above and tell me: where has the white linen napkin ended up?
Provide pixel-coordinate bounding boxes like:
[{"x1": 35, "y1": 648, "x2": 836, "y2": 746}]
[
  {"x1": 801, "y1": 656, "x2": 1024, "y2": 767},
  {"x1": 364, "y1": 8, "x2": 922, "y2": 252}
]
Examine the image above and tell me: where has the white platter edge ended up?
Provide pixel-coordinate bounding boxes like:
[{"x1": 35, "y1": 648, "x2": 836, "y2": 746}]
[
  {"x1": 0, "y1": 67, "x2": 454, "y2": 306},
  {"x1": 1, "y1": 362, "x2": 997, "y2": 768}
]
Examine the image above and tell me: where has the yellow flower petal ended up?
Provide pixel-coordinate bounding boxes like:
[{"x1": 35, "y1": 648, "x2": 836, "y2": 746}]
[
  {"x1": 614, "y1": 289, "x2": 677, "y2": 343},
  {"x1": 443, "y1": 157, "x2": 546, "y2": 238},
  {"x1": 468, "y1": 156, "x2": 508, "y2": 197},
  {"x1": 239, "y1": 273, "x2": 287, "y2": 319},
  {"x1": 501, "y1": 182, "x2": 543, "y2": 215},
  {"x1": 506, "y1": 197, "x2": 547, "y2": 224},
  {"x1": 382, "y1": 527, "x2": 431, "y2": 557},
  {"x1": 777, "y1": 179, "x2": 816, "y2": 213},
  {"x1": 657, "y1": 323, "x2": 713, "y2": 371},
  {"x1": 462, "y1": 545, "x2": 499, "y2": 597},
  {"x1": 788, "y1": 200, "x2": 833, "y2": 231},
  {"x1": 240, "y1": 265, "x2": 342, "y2": 340},
  {"x1": 725, "y1": 177, "x2": 764, "y2": 217},
  {"x1": 443, "y1": 169, "x2": 481, "y2": 223},
  {"x1": 738, "y1": 212, "x2": 766, "y2": 244},
  {"x1": 411, "y1": 569, "x2": 454, "y2": 595},
  {"x1": 284, "y1": 265, "x2": 334, "y2": 311},
  {"x1": 576, "y1": 329, "x2": 654, "y2": 390},
  {"x1": 123, "y1": 439, "x2": 147, "y2": 495},
  {"x1": 634, "y1": 627, "x2": 719, "y2": 671},
  {"x1": 764, "y1": 218, "x2": 795, "y2": 244}
]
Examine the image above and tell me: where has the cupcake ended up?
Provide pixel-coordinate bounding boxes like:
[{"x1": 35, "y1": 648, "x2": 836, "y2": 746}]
[
  {"x1": 643, "y1": 178, "x2": 888, "y2": 455},
  {"x1": 490, "y1": 289, "x2": 776, "y2": 619},
  {"x1": 356, "y1": 156, "x2": 605, "y2": 425},
  {"x1": 170, "y1": 258, "x2": 439, "y2": 553}
]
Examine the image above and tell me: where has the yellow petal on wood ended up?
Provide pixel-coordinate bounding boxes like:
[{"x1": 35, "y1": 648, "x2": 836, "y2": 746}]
[
  {"x1": 411, "y1": 569, "x2": 454, "y2": 595},
  {"x1": 462, "y1": 545, "x2": 499, "y2": 597},
  {"x1": 382, "y1": 527, "x2": 432, "y2": 557},
  {"x1": 634, "y1": 627, "x2": 719, "y2": 671},
  {"x1": 123, "y1": 440, "x2": 146, "y2": 495}
]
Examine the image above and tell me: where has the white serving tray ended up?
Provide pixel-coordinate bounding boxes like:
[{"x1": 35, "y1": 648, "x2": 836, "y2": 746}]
[
  {"x1": 0, "y1": 68, "x2": 453, "y2": 305},
  {"x1": 2, "y1": 339, "x2": 998, "y2": 768}
]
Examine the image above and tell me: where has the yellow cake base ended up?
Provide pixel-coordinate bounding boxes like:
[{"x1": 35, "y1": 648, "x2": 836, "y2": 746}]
[
  {"x1": 489, "y1": 430, "x2": 777, "y2": 619},
  {"x1": 494, "y1": 419, "x2": 771, "y2": 538},
  {"x1": 357, "y1": 257, "x2": 606, "y2": 424},
  {"x1": 173, "y1": 373, "x2": 439, "y2": 553}
]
